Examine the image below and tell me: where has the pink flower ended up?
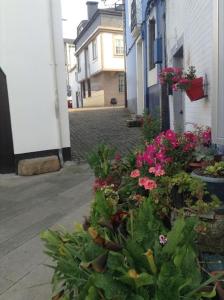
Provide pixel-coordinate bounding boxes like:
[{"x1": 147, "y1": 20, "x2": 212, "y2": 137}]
[
  {"x1": 162, "y1": 67, "x2": 175, "y2": 73},
  {"x1": 144, "y1": 179, "x2": 157, "y2": 190},
  {"x1": 139, "y1": 177, "x2": 149, "y2": 187},
  {"x1": 159, "y1": 235, "x2": 168, "y2": 245},
  {"x1": 173, "y1": 67, "x2": 182, "y2": 74},
  {"x1": 202, "y1": 129, "x2": 211, "y2": 145},
  {"x1": 130, "y1": 169, "x2": 141, "y2": 178},
  {"x1": 115, "y1": 153, "x2": 121, "y2": 161},
  {"x1": 154, "y1": 165, "x2": 165, "y2": 177},
  {"x1": 165, "y1": 129, "x2": 177, "y2": 141},
  {"x1": 179, "y1": 78, "x2": 190, "y2": 84},
  {"x1": 149, "y1": 167, "x2": 156, "y2": 174},
  {"x1": 136, "y1": 154, "x2": 143, "y2": 168},
  {"x1": 172, "y1": 84, "x2": 178, "y2": 91},
  {"x1": 156, "y1": 151, "x2": 166, "y2": 161},
  {"x1": 139, "y1": 177, "x2": 157, "y2": 190}
]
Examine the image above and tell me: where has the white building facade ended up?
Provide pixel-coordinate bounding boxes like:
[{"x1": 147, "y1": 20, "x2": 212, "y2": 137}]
[
  {"x1": 75, "y1": 2, "x2": 125, "y2": 107},
  {"x1": 166, "y1": 0, "x2": 224, "y2": 146},
  {"x1": 0, "y1": 0, "x2": 71, "y2": 173},
  {"x1": 64, "y1": 39, "x2": 81, "y2": 108}
]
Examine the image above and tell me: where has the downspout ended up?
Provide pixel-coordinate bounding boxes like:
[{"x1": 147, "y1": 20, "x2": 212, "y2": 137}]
[
  {"x1": 122, "y1": 0, "x2": 128, "y2": 108},
  {"x1": 48, "y1": 0, "x2": 64, "y2": 166}
]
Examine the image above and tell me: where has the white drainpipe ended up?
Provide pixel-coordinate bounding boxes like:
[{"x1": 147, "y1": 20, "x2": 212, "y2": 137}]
[{"x1": 48, "y1": 0, "x2": 64, "y2": 167}]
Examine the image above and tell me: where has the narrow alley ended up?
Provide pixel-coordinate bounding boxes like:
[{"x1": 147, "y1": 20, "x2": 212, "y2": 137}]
[{"x1": 69, "y1": 107, "x2": 142, "y2": 161}]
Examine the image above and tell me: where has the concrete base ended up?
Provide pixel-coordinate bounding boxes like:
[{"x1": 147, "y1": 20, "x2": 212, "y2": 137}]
[{"x1": 18, "y1": 156, "x2": 60, "y2": 176}]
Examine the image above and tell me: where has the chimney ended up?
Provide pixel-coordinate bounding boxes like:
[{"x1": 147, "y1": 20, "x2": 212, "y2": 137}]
[{"x1": 86, "y1": 1, "x2": 98, "y2": 20}]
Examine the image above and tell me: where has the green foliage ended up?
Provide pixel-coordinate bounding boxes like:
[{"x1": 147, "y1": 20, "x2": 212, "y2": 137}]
[
  {"x1": 42, "y1": 141, "x2": 223, "y2": 299},
  {"x1": 87, "y1": 144, "x2": 116, "y2": 179},
  {"x1": 205, "y1": 161, "x2": 224, "y2": 177},
  {"x1": 142, "y1": 112, "x2": 161, "y2": 143}
]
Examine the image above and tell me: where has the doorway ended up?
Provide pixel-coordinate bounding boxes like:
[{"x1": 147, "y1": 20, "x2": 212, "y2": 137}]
[
  {"x1": 173, "y1": 46, "x2": 184, "y2": 132},
  {"x1": 136, "y1": 38, "x2": 144, "y2": 115}
]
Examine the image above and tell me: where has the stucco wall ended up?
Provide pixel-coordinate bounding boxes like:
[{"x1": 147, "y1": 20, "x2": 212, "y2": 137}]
[
  {"x1": 0, "y1": 0, "x2": 70, "y2": 154},
  {"x1": 103, "y1": 72, "x2": 125, "y2": 107},
  {"x1": 102, "y1": 33, "x2": 124, "y2": 71},
  {"x1": 166, "y1": 0, "x2": 213, "y2": 131}
]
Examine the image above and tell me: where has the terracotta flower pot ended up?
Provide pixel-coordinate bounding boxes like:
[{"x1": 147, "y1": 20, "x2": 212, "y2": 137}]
[{"x1": 186, "y1": 77, "x2": 205, "y2": 101}]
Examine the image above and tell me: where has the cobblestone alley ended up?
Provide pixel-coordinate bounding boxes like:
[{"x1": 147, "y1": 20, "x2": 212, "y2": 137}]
[{"x1": 69, "y1": 107, "x2": 143, "y2": 161}]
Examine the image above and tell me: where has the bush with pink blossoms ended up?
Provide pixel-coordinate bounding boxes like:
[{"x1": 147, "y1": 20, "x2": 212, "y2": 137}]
[{"x1": 134, "y1": 129, "x2": 198, "y2": 178}]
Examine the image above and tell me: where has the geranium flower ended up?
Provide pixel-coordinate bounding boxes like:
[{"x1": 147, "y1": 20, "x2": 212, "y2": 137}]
[
  {"x1": 159, "y1": 235, "x2": 168, "y2": 245},
  {"x1": 136, "y1": 154, "x2": 143, "y2": 168},
  {"x1": 154, "y1": 165, "x2": 165, "y2": 177},
  {"x1": 115, "y1": 153, "x2": 121, "y2": 161},
  {"x1": 130, "y1": 169, "x2": 140, "y2": 178},
  {"x1": 149, "y1": 167, "x2": 156, "y2": 174},
  {"x1": 138, "y1": 177, "x2": 149, "y2": 187},
  {"x1": 143, "y1": 179, "x2": 157, "y2": 190}
]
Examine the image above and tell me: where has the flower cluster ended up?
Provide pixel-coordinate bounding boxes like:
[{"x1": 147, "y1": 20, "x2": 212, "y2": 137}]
[
  {"x1": 131, "y1": 169, "x2": 157, "y2": 191},
  {"x1": 160, "y1": 66, "x2": 197, "y2": 92},
  {"x1": 159, "y1": 67, "x2": 182, "y2": 86},
  {"x1": 136, "y1": 129, "x2": 191, "y2": 175},
  {"x1": 130, "y1": 127, "x2": 212, "y2": 193}
]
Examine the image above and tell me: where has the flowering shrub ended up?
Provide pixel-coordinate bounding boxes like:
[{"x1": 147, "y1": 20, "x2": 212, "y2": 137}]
[
  {"x1": 42, "y1": 127, "x2": 223, "y2": 299},
  {"x1": 134, "y1": 129, "x2": 198, "y2": 179}
]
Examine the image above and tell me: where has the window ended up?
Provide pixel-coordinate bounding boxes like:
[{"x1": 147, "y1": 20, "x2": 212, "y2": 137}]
[
  {"x1": 92, "y1": 39, "x2": 97, "y2": 60},
  {"x1": 149, "y1": 19, "x2": 156, "y2": 70},
  {"x1": 118, "y1": 73, "x2": 125, "y2": 93},
  {"x1": 81, "y1": 81, "x2": 86, "y2": 99},
  {"x1": 114, "y1": 36, "x2": 124, "y2": 56},
  {"x1": 77, "y1": 55, "x2": 81, "y2": 72},
  {"x1": 87, "y1": 79, "x2": 91, "y2": 97}
]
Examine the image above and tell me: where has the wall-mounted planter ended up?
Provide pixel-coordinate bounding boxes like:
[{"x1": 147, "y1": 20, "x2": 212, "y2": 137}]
[{"x1": 185, "y1": 77, "x2": 205, "y2": 101}]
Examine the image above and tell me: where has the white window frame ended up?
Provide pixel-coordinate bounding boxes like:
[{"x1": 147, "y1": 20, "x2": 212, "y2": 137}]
[
  {"x1": 113, "y1": 35, "x2": 124, "y2": 56},
  {"x1": 92, "y1": 39, "x2": 97, "y2": 60},
  {"x1": 118, "y1": 72, "x2": 125, "y2": 93}
]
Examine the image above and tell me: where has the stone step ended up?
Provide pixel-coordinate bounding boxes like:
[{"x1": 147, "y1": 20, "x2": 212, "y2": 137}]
[{"x1": 18, "y1": 156, "x2": 60, "y2": 176}]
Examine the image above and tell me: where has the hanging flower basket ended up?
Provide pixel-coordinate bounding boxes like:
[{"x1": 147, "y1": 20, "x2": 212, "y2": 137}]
[{"x1": 185, "y1": 77, "x2": 205, "y2": 101}]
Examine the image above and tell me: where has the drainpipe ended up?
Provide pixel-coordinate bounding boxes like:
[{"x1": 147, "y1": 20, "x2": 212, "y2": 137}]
[
  {"x1": 122, "y1": 0, "x2": 128, "y2": 108},
  {"x1": 48, "y1": 0, "x2": 64, "y2": 166}
]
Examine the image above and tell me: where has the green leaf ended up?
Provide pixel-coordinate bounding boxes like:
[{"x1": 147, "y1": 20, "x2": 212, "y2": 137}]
[{"x1": 93, "y1": 273, "x2": 129, "y2": 299}]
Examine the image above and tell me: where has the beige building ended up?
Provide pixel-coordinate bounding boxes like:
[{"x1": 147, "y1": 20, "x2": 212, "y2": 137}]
[{"x1": 74, "y1": 2, "x2": 125, "y2": 107}]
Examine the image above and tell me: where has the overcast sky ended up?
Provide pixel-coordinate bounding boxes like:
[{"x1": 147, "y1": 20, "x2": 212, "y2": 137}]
[{"x1": 61, "y1": 0, "x2": 116, "y2": 39}]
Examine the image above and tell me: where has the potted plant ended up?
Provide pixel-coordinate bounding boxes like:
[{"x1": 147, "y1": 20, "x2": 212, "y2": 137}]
[
  {"x1": 192, "y1": 161, "x2": 224, "y2": 203},
  {"x1": 159, "y1": 67, "x2": 182, "y2": 95},
  {"x1": 175, "y1": 66, "x2": 205, "y2": 101}
]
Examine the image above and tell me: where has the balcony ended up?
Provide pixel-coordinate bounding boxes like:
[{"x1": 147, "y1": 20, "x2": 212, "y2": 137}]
[{"x1": 130, "y1": 0, "x2": 142, "y2": 38}]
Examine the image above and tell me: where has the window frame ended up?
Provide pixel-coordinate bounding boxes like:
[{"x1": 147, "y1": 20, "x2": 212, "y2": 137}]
[
  {"x1": 77, "y1": 55, "x2": 81, "y2": 72},
  {"x1": 113, "y1": 35, "x2": 124, "y2": 56},
  {"x1": 92, "y1": 39, "x2": 97, "y2": 60},
  {"x1": 148, "y1": 18, "x2": 156, "y2": 70},
  {"x1": 118, "y1": 72, "x2": 125, "y2": 93}
]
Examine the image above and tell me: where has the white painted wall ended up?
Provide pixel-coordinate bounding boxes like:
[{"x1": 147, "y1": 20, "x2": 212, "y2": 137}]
[
  {"x1": 88, "y1": 34, "x2": 102, "y2": 76},
  {"x1": 212, "y1": 0, "x2": 224, "y2": 145},
  {"x1": 0, "y1": 0, "x2": 70, "y2": 154},
  {"x1": 77, "y1": 31, "x2": 124, "y2": 82},
  {"x1": 166, "y1": 0, "x2": 213, "y2": 131},
  {"x1": 102, "y1": 32, "x2": 124, "y2": 71},
  {"x1": 77, "y1": 50, "x2": 86, "y2": 81}
]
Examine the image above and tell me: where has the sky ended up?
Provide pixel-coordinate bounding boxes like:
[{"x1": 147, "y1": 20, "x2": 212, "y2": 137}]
[{"x1": 61, "y1": 0, "x2": 117, "y2": 39}]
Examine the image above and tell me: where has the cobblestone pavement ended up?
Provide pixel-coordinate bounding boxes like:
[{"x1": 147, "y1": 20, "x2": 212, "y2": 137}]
[{"x1": 69, "y1": 107, "x2": 143, "y2": 161}]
